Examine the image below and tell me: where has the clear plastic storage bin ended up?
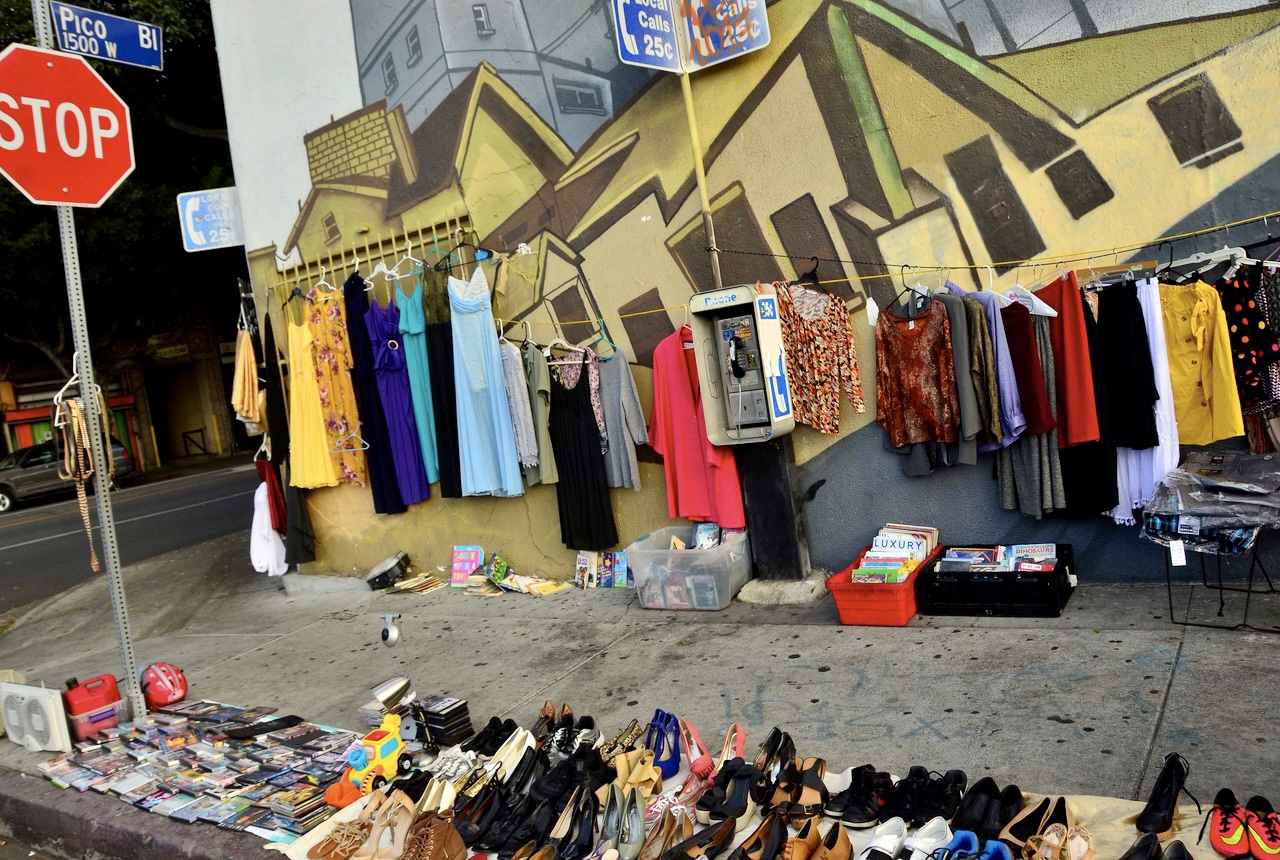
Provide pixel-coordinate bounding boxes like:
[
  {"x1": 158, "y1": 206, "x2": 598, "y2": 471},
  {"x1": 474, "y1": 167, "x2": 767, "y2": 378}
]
[
  {"x1": 626, "y1": 527, "x2": 751, "y2": 610},
  {"x1": 68, "y1": 699, "x2": 125, "y2": 742}
]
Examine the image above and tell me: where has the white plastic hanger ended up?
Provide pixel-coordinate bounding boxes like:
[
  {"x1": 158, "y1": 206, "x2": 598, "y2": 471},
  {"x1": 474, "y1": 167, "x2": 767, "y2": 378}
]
[
  {"x1": 984, "y1": 266, "x2": 1011, "y2": 306},
  {"x1": 1005, "y1": 275, "x2": 1058, "y2": 316}
]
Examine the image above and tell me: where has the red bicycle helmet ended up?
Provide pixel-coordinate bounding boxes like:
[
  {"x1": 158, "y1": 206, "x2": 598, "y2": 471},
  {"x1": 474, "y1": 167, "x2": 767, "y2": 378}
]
[{"x1": 139, "y1": 661, "x2": 187, "y2": 710}]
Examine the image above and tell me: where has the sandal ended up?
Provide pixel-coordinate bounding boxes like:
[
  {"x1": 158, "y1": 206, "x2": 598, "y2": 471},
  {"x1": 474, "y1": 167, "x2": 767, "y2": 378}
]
[
  {"x1": 1024, "y1": 824, "x2": 1067, "y2": 860},
  {"x1": 763, "y1": 756, "x2": 801, "y2": 817},
  {"x1": 1063, "y1": 827, "x2": 1094, "y2": 860},
  {"x1": 1000, "y1": 797, "x2": 1052, "y2": 851},
  {"x1": 783, "y1": 757, "x2": 828, "y2": 825},
  {"x1": 751, "y1": 729, "x2": 795, "y2": 808}
]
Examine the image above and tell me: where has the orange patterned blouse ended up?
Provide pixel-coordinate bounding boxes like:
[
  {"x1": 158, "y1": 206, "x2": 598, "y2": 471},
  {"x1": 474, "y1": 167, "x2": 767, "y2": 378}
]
[{"x1": 776, "y1": 282, "x2": 866, "y2": 435}]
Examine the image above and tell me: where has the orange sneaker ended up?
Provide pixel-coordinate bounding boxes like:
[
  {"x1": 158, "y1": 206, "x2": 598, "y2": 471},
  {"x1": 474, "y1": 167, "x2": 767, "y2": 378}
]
[
  {"x1": 1202, "y1": 789, "x2": 1250, "y2": 858},
  {"x1": 1246, "y1": 796, "x2": 1280, "y2": 860}
]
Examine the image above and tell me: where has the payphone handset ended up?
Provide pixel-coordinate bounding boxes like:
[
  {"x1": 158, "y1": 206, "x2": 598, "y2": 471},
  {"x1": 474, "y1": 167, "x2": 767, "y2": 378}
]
[
  {"x1": 688, "y1": 283, "x2": 794, "y2": 445},
  {"x1": 716, "y1": 313, "x2": 769, "y2": 432}
]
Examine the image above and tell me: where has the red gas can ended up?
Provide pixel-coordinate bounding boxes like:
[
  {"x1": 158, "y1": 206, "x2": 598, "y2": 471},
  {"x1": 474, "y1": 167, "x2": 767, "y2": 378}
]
[{"x1": 63, "y1": 675, "x2": 121, "y2": 717}]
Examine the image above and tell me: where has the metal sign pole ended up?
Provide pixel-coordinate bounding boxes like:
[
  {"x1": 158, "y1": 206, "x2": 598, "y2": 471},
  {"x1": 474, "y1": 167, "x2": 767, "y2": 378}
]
[
  {"x1": 678, "y1": 72, "x2": 723, "y2": 292},
  {"x1": 32, "y1": 0, "x2": 146, "y2": 720}
]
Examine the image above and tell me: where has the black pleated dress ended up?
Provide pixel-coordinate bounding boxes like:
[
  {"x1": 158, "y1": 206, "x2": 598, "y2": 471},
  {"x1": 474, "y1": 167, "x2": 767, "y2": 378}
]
[
  {"x1": 342, "y1": 273, "x2": 406, "y2": 515},
  {"x1": 549, "y1": 357, "x2": 618, "y2": 550}
]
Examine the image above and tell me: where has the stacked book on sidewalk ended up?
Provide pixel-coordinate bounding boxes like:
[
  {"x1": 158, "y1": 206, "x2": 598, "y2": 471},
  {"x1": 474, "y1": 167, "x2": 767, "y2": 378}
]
[{"x1": 847, "y1": 523, "x2": 939, "y2": 583}]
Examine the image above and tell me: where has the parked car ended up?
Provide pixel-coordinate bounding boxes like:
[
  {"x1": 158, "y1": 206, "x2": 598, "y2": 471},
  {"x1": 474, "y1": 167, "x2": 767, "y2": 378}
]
[{"x1": 0, "y1": 439, "x2": 135, "y2": 513}]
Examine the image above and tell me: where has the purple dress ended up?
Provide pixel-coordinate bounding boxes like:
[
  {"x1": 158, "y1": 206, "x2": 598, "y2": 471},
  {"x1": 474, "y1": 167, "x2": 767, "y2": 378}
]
[{"x1": 365, "y1": 299, "x2": 430, "y2": 506}]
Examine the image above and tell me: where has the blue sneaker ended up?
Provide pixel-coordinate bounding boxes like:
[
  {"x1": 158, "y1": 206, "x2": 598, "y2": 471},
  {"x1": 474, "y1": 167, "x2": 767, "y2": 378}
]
[{"x1": 978, "y1": 841, "x2": 1013, "y2": 860}]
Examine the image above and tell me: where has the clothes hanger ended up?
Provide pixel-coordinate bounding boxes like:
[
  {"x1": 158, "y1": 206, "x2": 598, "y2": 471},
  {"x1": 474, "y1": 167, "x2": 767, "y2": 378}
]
[
  {"x1": 1005, "y1": 266, "x2": 1058, "y2": 316},
  {"x1": 890, "y1": 265, "x2": 933, "y2": 314},
  {"x1": 496, "y1": 318, "x2": 510, "y2": 346},
  {"x1": 331, "y1": 431, "x2": 370, "y2": 452},
  {"x1": 433, "y1": 241, "x2": 495, "y2": 273},
  {"x1": 583, "y1": 318, "x2": 617, "y2": 358},
  {"x1": 793, "y1": 257, "x2": 826, "y2": 293}
]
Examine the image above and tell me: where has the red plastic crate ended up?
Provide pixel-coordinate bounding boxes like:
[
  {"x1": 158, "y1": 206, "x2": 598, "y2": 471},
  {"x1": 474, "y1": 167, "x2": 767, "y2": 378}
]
[{"x1": 825, "y1": 545, "x2": 938, "y2": 627}]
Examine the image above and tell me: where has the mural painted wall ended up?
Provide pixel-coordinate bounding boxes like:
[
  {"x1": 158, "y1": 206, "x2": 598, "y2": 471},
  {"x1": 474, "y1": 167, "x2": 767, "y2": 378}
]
[{"x1": 212, "y1": 0, "x2": 1280, "y2": 578}]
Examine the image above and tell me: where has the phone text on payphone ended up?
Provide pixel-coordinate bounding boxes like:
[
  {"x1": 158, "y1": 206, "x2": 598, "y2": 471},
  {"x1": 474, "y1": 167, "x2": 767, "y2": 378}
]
[{"x1": 716, "y1": 314, "x2": 770, "y2": 431}]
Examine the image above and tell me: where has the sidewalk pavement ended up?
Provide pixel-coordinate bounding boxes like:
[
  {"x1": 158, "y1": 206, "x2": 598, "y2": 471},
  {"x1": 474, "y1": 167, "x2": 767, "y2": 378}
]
[{"x1": 0, "y1": 532, "x2": 1276, "y2": 859}]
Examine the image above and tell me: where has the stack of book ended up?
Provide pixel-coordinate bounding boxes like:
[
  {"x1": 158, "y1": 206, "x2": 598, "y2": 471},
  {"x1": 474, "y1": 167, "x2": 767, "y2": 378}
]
[
  {"x1": 269, "y1": 784, "x2": 332, "y2": 834},
  {"x1": 937, "y1": 543, "x2": 1057, "y2": 573},
  {"x1": 850, "y1": 523, "x2": 939, "y2": 583},
  {"x1": 418, "y1": 694, "x2": 474, "y2": 747}
]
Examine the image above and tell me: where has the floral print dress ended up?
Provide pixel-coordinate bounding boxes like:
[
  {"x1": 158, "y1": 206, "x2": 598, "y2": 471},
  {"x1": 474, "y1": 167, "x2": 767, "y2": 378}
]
[
  {"x1": 307, "y1": 288, "x2": 367, "y2": 485},
  {"x1": 776, "y1": 281, "x2": 866, "y2": 435}
]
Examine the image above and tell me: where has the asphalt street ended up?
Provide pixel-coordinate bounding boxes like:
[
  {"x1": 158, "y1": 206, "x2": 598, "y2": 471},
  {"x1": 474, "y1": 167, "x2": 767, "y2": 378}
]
[{"x1": 0, "y1": 465, "x2": 260, "y2": 613}]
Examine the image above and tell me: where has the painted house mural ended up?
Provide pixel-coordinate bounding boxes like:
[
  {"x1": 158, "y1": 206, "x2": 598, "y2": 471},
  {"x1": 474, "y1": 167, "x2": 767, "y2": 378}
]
[{"x1": 216, "y1": 0, "x2": 1280, "y2": 577}]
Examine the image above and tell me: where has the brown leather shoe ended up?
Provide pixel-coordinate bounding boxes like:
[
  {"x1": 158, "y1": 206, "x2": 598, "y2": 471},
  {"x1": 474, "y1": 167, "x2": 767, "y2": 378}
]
[
  {"x1": 811, "y1": 822, "x2": 851, "y2": 860},
  {"x1": 405, "y1": 811, "x2": 467, "y2": 860},
  {"x1": 782, "y1": 819, "x2": 822, "y2": 860}
]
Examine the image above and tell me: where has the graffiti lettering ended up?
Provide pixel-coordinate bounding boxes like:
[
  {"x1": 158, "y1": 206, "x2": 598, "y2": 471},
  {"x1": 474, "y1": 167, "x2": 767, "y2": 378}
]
[{"x1": 680, "y1": 0, "x2": 765, "y2": 67}]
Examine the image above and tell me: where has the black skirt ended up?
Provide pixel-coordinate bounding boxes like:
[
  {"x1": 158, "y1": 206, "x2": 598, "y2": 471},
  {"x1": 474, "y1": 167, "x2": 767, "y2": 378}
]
[{"x1": 549, "y1": 370, "x2": 617, "y2": 550}]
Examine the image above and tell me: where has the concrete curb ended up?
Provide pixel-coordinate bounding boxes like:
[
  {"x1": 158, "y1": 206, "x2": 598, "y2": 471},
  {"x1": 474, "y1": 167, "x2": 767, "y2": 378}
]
[{"x1": 0, "y1": 766, "x2": 264, "y2": 860}]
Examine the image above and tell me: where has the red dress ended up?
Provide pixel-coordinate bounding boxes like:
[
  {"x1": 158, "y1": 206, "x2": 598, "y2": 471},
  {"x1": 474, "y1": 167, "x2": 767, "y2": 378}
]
[
  {"x1": 648, "y1": 326, "x2": 746, "y2": 528},
  {"x1": 1037, "y1": 272, "x2": 1100, "y2": 447}
]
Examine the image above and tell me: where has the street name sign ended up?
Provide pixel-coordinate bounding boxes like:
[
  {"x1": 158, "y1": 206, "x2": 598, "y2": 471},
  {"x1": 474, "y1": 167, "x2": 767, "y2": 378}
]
[
  {"x1": 177, "y1": 187, "x2": 245, "y2": 252},
  {"x1": 50, "y1": 2, "x2": 164, "y2": 71},
  {"x1": 0, "y1": 43, "x2": 134, "y2": 207}
]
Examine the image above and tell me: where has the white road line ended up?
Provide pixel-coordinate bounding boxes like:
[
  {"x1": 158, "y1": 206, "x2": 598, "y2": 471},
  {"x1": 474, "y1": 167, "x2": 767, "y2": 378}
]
[{"x1": 0, "y1": 490, "x2": 255, "y2": 552}]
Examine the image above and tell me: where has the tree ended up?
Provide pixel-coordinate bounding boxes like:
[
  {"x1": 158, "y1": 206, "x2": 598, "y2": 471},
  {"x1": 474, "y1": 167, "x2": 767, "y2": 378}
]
[{"x1": 0, "y1": 0, "x2": 244, "y2": 383}]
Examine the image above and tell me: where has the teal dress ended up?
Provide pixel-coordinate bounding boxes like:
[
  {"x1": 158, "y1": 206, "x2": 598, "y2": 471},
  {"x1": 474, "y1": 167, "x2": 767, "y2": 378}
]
[{"x1": 396, "y1": 279, "x2": 440, "y2": 484}]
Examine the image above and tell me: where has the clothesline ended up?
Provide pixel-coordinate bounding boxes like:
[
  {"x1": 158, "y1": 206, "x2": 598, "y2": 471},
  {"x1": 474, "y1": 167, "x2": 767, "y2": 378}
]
[{"x1": 716, "y1": 206, "x2": 1280, "y2": 290}]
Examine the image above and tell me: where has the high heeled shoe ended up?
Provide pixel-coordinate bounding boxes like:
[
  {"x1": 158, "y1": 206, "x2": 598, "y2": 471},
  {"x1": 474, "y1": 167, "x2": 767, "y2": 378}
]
[
  {"x1": 750, "y1": 730, "x2": 795, "y2": 808},
  {"x1": 548, "y1": 786, "x2": 598, "y2": 860},
  {"x1": 1116, "y1": 834, "x2": 1162, "y2": 860},
  {"x1": 618, "y1": 786, "x2": 647, "y2": 860},
  {"x1": 533, "y1": 701, "x2": 557, "y2": 747},
  {"x1": 697, "y1": 757, "x2": 743, "y2": 824},
  {"x1": 664, "y1": 818, "x2": 738, "y2": 860},
  {"x1": 309, "y1": 790, "x2": 390, "y2": 859},
  {"x1": 725, "y1": 812, "x2": 786, "y2": 860},
  {"x1": 354, "y1": 790, "x2": 416, "y2": 860},
  {"x1": 680, "y1": 719, "x2": 713, "y2": 779},
  {"x1": 640, "y1": 807, "x2": 695, "y2": 860},
  {"x1": 704, "y1": 760, "x2": 758, "y2": 832},
  {"x1": 497, "y1": 802, "x2": 556, "y2": 860},
  {"x1": 645, "y1": 710, "x2": 669, "y2": 753},
  {"x1": 714, "y1": 724, "x2": 745, "y2": 775},
  {"x1": 600, "y1": 784, "x2": 625, "y2": 849},
  {"x1": 782, "y1": 757, "x2": 829, "y2": 825},
  {"x1": 653, "y1": 713, "x2": 682, "y2": 780},
  {"x1": 1136, "y1": 753, "x2": 1198, "y2": 839}
]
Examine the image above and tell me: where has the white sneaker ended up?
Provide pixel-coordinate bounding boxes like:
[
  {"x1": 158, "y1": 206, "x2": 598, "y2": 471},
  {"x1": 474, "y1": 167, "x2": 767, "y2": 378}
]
[
  {"x1": 859, "y1": 817, "x2": 908, "y2": 860},
  {"x1": 903, "y1": 817, "x2": 953, "y2": 860}
]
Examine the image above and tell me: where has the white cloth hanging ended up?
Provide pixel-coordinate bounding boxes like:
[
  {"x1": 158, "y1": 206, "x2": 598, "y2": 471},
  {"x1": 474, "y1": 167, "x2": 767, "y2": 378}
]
[
  {"x1": 1107, "y1": 278, "x2": 1181, "y2": 524},
  {"x1": 250, "y1": 482, "x2": 288, "y2": 576}
]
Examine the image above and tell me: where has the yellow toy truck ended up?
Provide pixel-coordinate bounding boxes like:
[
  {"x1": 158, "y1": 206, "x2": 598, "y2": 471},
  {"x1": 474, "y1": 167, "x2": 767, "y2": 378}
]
[{"x1": 343, "y1": 713, "x2": 414, "y2": 793}]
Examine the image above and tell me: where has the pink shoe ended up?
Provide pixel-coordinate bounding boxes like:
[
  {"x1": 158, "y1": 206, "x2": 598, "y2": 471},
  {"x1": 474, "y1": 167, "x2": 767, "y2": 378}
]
[
  {"x1": 679, "y1": 719, "x2": 713, "y2": 779},
  {"x1": 646, "y1": 772, "x2": 709, "y2": 825}
]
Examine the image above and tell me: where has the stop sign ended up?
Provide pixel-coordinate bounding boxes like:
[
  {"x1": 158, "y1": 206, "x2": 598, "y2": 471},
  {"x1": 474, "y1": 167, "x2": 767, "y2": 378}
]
[{"x1": 0, "y1": 43, "x2": 133, "y2": 207}]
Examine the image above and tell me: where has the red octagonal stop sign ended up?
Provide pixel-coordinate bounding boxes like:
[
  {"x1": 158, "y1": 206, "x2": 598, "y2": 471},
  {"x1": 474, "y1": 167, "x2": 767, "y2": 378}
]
[{"x1": 0, "y1": 43, "x2": 134, "y2": 207}]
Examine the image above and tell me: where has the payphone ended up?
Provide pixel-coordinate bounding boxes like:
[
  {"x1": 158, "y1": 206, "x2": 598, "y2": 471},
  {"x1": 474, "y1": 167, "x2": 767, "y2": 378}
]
[{"x1": 688, "y1": 283, "x2": 794, "y2": 445}]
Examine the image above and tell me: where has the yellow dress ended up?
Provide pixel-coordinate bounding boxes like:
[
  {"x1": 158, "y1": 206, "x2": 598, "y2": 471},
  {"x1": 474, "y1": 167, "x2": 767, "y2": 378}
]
[
  {"x1": 286, "y1": 320, "x2": 339, "y2": 488},
  {"x1": 306, "y1": 289, "x2": 367, "y2": 485}
]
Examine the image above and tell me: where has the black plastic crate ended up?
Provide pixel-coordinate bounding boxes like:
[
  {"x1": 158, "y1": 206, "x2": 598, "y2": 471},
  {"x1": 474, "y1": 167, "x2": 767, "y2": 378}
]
[{"x1": 915, "y1": 544, "x2": 1075, "y2": 617}]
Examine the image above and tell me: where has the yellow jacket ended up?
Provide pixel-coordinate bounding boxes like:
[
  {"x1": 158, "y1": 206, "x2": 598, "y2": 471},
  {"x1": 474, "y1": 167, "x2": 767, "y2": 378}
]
[{"x1": 1160, "y1": 281, "x2": 1244, "y2": 445}]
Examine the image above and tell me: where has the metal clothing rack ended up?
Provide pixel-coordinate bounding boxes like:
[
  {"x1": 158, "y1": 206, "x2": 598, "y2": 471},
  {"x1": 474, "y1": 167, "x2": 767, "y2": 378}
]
[{"x1": 1163, "y1": 533, "x2": 1279, "y2": 633}]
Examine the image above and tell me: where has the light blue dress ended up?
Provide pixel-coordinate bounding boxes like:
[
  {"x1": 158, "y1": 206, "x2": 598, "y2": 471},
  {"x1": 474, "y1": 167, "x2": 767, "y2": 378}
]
[
  {"x1": 396, "y1": 278, "x2": 440, "y2": 485},
  {"x1": 448, "y1": 268, "x2": 524, "y2": 497}
]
